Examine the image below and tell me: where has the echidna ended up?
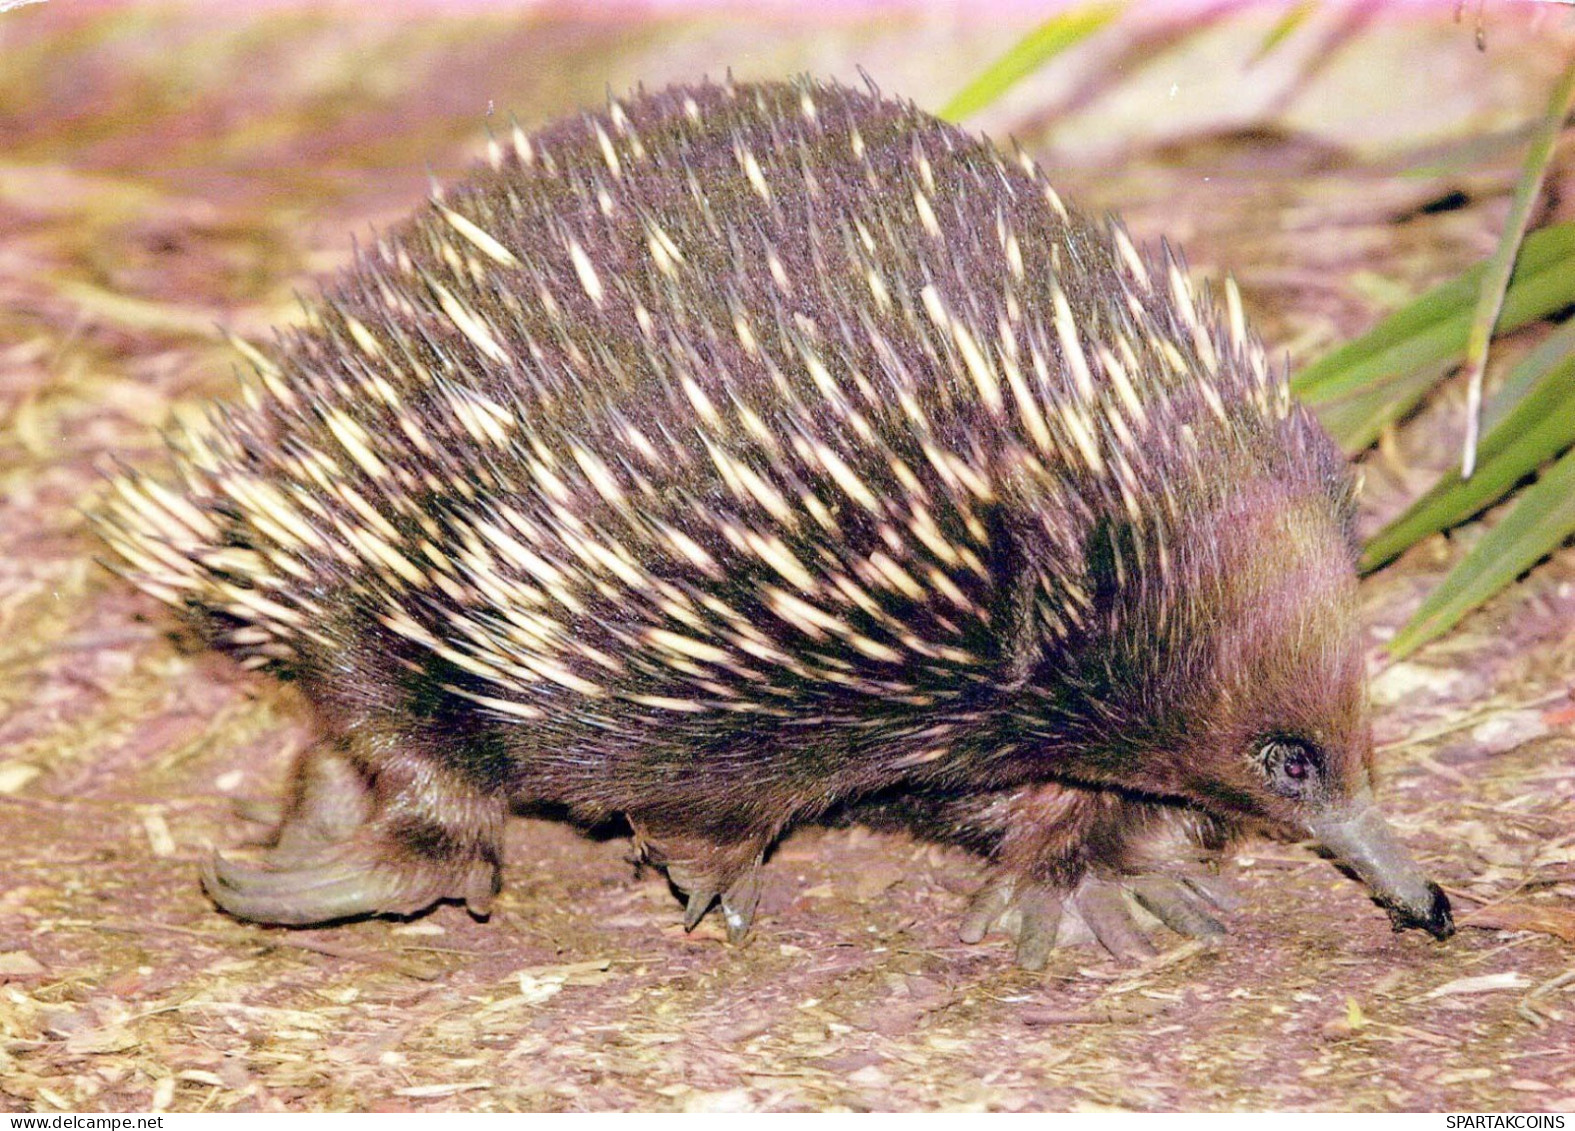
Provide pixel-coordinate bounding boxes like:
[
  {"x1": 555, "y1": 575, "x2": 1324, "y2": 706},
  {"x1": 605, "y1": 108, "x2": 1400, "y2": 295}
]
[{"x1": 100, "y1": 76, "x2": 1453, "y2": 968}]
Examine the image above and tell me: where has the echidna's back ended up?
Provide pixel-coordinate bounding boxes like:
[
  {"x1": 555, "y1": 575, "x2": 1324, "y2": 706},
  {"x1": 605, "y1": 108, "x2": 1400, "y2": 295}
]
[{"x1": 102, "y1": 77, "x2": 1340, "y2": 771}]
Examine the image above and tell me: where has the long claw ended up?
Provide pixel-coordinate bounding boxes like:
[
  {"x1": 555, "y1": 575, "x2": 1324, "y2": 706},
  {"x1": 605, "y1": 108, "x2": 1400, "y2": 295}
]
[
  {"x1": 462, "y1": 859, "x2": 501, "y2": 917},
  {"x1": 719, "y1": 863, "x2": 763, "y2": 943},
  {"x1": 682, "y1": 887, "x2": 719, "y2": 931},
  {"x1": 232, "y1": 797, "x2": 285, "y2": 827},
  {"x1": 1012, "y1": 883, "x2": 1062, "y2": 971},
  {"x1": 959, "y1": 867, "x2": 1235, "y2": 968},
  {"x1": 633, "y1": 822, "x2": 768, "y2": 942},
  {"x1": 959, "y1": 876, "x2": 1014, "y2": 944},
  {"x1": 1130, "y1": 876, "x2": 1226, "y2": 940},
  {"x1": 1182, "y1": 874, "x2": 1241, "y2": 913},
  {"x1": 202, "y1": 848, "x2": 424, "y2": 925},
  {"x1": 201, "y1": 819, "x2": 501, "y2": 928},
  {"x1": 207, "y1": 849, "x2": 370, "y2": 897},
  {"x1": 1074, "y1": 881, "x2": 1158, "y2": 961},
  {"x1": 201, "y1": 739, "x2": 504, "y2": 930}
]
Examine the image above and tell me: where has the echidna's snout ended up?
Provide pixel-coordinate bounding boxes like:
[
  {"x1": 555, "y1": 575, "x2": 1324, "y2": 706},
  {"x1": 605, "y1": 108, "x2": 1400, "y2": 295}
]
[{"x1": 1308, "y1": 803, "x2": 1455, "y2": 940}]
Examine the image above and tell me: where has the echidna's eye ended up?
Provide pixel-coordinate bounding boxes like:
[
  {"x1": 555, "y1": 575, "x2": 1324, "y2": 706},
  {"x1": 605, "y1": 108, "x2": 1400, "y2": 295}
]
[{"x1": 1258, "y1": 738, "x2": 1322, "y2": 798}]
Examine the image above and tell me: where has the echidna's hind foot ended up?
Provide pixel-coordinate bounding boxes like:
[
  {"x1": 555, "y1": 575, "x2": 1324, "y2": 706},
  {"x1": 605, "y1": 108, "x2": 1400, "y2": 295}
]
[
  {"x1": 201, "y1": 845, "x2": 494, "y2": 925},
  {"x1": 680, "y1": 861, "x2": 764, "y2": 943},
  {"x1": 629, "y1": 819, "x2": 767, "y2": 943},
  {"x1": 201, "y1": 741, "x2": 505, "y2": 926},
  {"x1": 262, "y1": 745, "x2": 371, "y2": 864},
  {"x1": 960, "y1": 870, "x2": 1234, "y2": 969}
]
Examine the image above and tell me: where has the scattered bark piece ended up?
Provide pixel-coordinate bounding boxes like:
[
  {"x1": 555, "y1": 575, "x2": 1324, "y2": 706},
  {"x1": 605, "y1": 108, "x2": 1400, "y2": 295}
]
[
  {"x1": 0, "y1": 951, "x2": 45, "y2": 976},
  {"x1": 1464, "y1": 900, "x2": 1575, "y2": 943},
  {"x1": 1424, "y1": 972, "x2": 1531, "y2": 998}
]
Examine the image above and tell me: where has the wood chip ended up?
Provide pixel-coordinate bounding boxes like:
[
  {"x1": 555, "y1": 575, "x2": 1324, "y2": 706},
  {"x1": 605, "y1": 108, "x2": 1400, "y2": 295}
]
[
  {"x1": 1425, "y1": 972, "x2": 1530, "y2": 998},
  {"x1": 393, "y1": 1082, "x2": 492, "y2": 1098},
  {"x1": 0, "y1": 762, "x2": 42, "y2": 794},
  {"x1": 1464, "y1": 901, "x2": 1575, "y2": 943},
  {"x1": 1021, "y1": 1010, "x2": 1108, "y2": 1026},
  {"x1": 0, "y1": 951, "x2": 45, "y2": 976}
]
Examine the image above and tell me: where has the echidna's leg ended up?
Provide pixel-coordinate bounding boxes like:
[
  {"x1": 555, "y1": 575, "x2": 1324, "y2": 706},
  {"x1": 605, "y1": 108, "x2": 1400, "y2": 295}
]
[
  {"x1": 970, "y1": 784, "x2": 1236, "y2": 966},
  {"x1": 627, "y1": 817, "x2": 771, "y2": 942},
  {"x1": 851, "y1": 783, "x2": 1236, "y2": 968},
  {"x1": 264, "y1": 744, "x2": 371, "y2": 864},
  {"x1": 961, "y1": 863, "x2": 1235, "y2": 967},
  {"x1": 202, "y1": 736, "x2": 505, "y2": 926}
]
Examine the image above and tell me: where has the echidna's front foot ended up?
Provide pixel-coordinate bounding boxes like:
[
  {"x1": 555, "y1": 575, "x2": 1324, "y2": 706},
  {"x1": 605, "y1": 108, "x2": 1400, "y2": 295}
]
[
  {"x1": 203, "y1": 741, "x2": 504, "y2": 926},
  {"x1": 959, "y1": 871, "x2": 1066, "y2": 970},
  {"x1": 959, "y1": 870, "x2": 1235, "y2": 969},
  {"x1": 630, "y1": 819, "x2": 766, "y2": 942}
]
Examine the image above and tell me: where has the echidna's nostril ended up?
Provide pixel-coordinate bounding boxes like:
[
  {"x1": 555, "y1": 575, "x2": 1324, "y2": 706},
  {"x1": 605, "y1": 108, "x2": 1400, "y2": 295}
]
[{"x1": 1421, "y1": 883, "x2": 1455, "y2": 940}]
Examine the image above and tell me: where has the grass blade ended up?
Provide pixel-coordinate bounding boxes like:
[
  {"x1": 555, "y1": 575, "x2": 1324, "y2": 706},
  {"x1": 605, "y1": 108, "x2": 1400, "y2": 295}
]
[
  {"x1": 1388, "y1": 446, "x2": 1575, "y2": 657},
  {"x1": 1362, "y1": 318, "x2": 1575, "y2": 571},
  {"x1": 1248, "y1": 1, "x2": 1313, "y2": 65},
  {"x1": 1458, "y1": 55, "x2": 1575, "y2": 476},
  {"x1": 1480, "y1": 314, "x2": 1575, "y2": 436},
  {"x1": 1293, "y1": 219, "x2": 1575, "y2": 411},
  {"x1": 939, "y1": 4, "x2": 1123, "y2": 122},
  {"x1": 1314, "y1": 364, "x2": 1448, "y2": 454}
]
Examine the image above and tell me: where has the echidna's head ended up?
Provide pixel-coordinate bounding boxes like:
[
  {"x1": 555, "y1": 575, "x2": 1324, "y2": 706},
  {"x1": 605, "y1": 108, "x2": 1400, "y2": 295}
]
[
  {"x1": 1064, "y1": 481, "x2": 1453, "y2": 940},
  {"x1": 1179, "y1": 490, "x2": 1452, "y2": 940}
]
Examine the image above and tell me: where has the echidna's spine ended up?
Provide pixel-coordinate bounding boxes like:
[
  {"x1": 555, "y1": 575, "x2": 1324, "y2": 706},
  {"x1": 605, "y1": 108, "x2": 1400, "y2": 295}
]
[{"x1": 103, "y1": 79, "x2": 1342, "y2": 770}]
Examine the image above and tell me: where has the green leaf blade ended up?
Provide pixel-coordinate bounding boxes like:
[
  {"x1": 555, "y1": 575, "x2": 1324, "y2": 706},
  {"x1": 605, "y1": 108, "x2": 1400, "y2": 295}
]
[
  {"x1": 1294, "y1": 220, "x2": 1575, "y2": 408},
  {"x1": 1316, "y1": 364, "x2": 1447, "y2": 453},
  {"x1": 1388, "y1": 447, "x2": 1575, "y2": 658},
  {"x1": 939, "y1": 4, "x2": 1123, "y2": 122},
  {"x1": 1361, "y1": 320, "x2": 1575, "y2": 571},
  {"x1": 1249, "y1": 2, "x2": 1314, "y2": 65}
]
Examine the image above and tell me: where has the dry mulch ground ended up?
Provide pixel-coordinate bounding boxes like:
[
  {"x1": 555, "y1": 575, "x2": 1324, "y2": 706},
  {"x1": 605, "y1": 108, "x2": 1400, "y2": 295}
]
[{"x1": 1, "y1": 2, "x2": 1573, "y2": 1112}]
